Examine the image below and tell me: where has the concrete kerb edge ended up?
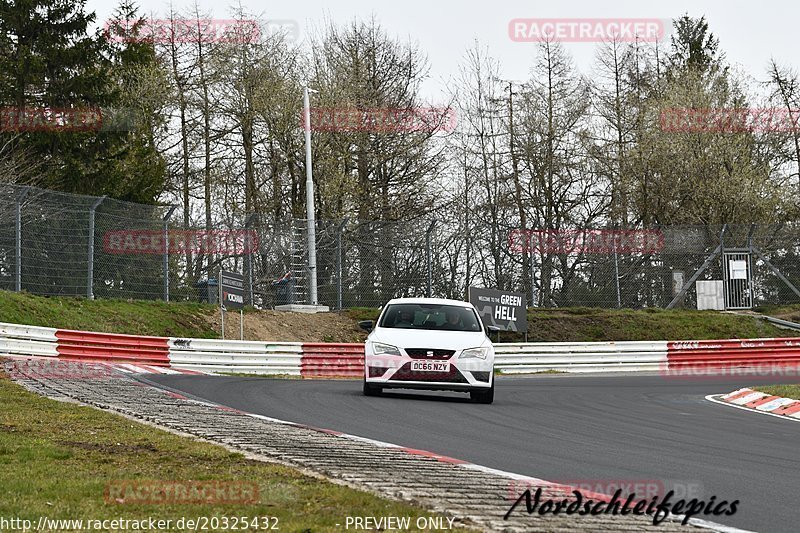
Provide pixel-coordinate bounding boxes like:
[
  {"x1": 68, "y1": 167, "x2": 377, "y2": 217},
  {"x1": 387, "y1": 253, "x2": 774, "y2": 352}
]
[{"x1": 705, "y1": 393, "x2": 800, "y2": 423}]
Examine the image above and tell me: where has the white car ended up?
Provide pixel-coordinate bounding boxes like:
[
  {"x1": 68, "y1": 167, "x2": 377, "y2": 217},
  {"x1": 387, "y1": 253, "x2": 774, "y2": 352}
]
[{"x1": 360, "y1": 297, "x2": 495, "y2": 404}]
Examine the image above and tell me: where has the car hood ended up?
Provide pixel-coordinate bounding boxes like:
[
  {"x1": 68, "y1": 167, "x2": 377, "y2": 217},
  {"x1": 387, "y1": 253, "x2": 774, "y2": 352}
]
[{"x1": 370, "y1": 328, "x2": 489, "y2": 350}]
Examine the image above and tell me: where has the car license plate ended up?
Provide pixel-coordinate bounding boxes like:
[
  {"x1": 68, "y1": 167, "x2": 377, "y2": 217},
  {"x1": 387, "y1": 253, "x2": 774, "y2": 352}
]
[{"x1": 410, "y1": 360, "x2": 450, "y2": 372}]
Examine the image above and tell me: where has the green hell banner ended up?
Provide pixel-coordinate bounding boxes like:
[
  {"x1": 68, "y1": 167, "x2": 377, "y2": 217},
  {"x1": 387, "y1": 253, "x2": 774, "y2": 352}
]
[{"x1": 468, "y1": 287, "x2": 527, "y2": 333}]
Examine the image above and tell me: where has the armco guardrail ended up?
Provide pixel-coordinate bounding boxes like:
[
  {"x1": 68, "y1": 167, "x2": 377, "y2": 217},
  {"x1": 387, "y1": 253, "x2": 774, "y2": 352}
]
[
  {"x1": 0, "y1": 323, "x2": 58, "y2": 358},
  {"x1": 2, "y1": 321, "x2": 800, "y2": 377},
  {"x1": 168, "y1": 338, "x2": 304, "y2": 375},
  {"x1": 56, "y1": 330, "x2": 170, "y2": 366},
  {"x1": 301, "y1": 343, "x2": 363, "y2": 378},
  {"x1": 494, "y1": 341, "x2": 668, "y2": 373},
  {"x1": 667, "y1": 339, "x2": 800, "y2": 373},
  {"x1": 761, "y1": 315, "x2": 800, "y2": 332}
]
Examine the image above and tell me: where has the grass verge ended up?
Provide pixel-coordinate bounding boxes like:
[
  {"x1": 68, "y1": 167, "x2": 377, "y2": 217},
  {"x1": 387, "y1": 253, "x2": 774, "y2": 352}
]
[
  {"x1": 0, "y1": 372, "x2": 467, "y2": 531},
  {"x1": 0, "y1": 291, "x2": 218, "y2": 338},
  {"x1": 751, "y1": 384, "x2": 800, "y2": 399}
]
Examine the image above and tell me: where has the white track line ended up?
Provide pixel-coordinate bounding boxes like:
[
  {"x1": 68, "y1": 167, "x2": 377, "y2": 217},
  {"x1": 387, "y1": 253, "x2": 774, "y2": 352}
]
[
  {"x1": 144, "y1": 365, "x2": 180, "y2": 374},
  {"x1": 118, "y1": 364, "x2": 149, "y2": 373},
  {"x1": 705, "y1": 394, "x2": 800, "y2": 423},
  {"x1": 675, "y1": 517, "x2": 756, "y2": 533}
]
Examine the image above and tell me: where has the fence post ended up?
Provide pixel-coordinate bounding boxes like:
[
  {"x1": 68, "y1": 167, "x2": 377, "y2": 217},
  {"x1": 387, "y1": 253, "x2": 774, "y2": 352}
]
[
  {"x1": 14, "y1": 187, "x2": 30, "y2": 292},
  {"x1": 530, "y1": 253, "x2": 536, "y2": 307},
  {"x1": 426, "y1": 220, "x2": 436, "y2": 297},
  {"x1": 163, "y1": 205, "x2": 177, "y2": 302},
  {"x1": 87, "y1": 196, "x2": 106, "y2": 300},
  {"x1": 336, "y1": 218, "x2": 348, "y2": 310},
  {"x1": 613, "y1": 241, "x2": 621, "y2": 308},
  {"x1": 14, "y1": 187, "x2": 31, "y2": 292},
  {"x1": 245, "y1": 213, "x2": 257, "y2": 306}
]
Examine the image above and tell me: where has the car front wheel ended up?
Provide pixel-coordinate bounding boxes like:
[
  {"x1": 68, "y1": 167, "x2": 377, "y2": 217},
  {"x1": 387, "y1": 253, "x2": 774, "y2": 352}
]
[
  {"x1": 363, "y1": 379, "x2": 382, "y2": 396},
  {"x1": 470, "y1": 381, "x2": 494, "y2": 404}
]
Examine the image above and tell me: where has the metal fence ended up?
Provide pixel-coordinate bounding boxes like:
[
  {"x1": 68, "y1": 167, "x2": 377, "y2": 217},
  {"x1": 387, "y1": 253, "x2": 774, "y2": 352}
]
[
  {"x1": 0, "y1": 185, "x2": 172, "y2": 300},
  {"x1": 2, "y1": 184, "x2": 800, "y2": 310}
]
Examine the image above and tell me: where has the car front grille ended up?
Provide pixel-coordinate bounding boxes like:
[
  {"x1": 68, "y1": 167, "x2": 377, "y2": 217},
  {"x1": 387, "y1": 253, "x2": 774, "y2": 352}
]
[{"x1": 404, "y1": 348, "x2": 455, "y2": 359}]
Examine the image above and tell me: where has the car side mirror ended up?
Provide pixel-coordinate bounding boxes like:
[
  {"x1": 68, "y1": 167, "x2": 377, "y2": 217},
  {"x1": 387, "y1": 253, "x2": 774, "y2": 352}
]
[
  {"x1": 358, "y1": 320, "x2": 374, "y2": 332},
  {"x1": 486, "y1": 325, "x2": 500, "y2": 334}
]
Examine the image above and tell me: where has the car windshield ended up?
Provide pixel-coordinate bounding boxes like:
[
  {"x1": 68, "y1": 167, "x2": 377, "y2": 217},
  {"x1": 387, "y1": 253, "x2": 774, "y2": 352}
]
[{"x1": 378, "y1": 303, "x2": 482, "y2": 332}]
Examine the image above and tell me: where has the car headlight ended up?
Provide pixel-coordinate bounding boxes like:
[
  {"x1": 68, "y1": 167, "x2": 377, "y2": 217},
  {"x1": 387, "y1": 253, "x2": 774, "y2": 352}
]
[
  {"x1": 371, "y1": 342, "x2": 401, "y2": 356},
  {"x1": 459, "y1": 347, "x2": 489, "y2": 359}
]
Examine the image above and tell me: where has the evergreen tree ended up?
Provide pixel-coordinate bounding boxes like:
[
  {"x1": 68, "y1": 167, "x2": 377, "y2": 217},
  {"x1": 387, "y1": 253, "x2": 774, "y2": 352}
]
[
  {"x1": 667, "y1": 15, "x2": 722, "y2": 74},
  {"x1": 0, "y1": 0, "x2": 165, "y2": 203}
]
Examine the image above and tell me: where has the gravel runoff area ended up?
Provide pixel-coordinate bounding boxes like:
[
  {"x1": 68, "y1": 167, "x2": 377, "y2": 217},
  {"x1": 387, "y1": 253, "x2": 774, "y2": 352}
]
[{"x1": 5, "y1": 358, "x2": 719, "y2": 533}]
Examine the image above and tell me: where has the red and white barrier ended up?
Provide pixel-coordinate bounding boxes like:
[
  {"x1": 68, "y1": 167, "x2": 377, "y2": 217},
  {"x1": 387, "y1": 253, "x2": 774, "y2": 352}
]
[
  {"x1": 666, "y1": 338, "x2": 800, "y2": 378},
  {"x1": 301, "y1": 343, "x2": 363, "y2": 377},
  {"x1": 56, "y1": 330, "x2": 171, "y2": 366},
  {"x1": 2, "y1": 320, "x2": 800, "y2": 378},
  {"x1": 0, "y1": 322, "x2": 360, "y2": 378}
]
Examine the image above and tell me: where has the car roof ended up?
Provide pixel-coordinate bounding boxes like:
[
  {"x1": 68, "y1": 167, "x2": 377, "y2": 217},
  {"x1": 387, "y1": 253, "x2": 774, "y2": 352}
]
[{"x1": 384, "y1": 297, "x2": 475, "y2": 308}]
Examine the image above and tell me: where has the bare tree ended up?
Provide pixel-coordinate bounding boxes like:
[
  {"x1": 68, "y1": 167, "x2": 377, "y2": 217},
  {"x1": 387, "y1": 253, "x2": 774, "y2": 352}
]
[
  {"x1": 309, "y1": 19, "x2": 447, "y2": 302},
  {"x1": 767, "y1": 59, "x2": 800, "y2": 196},
  {"x1": 446, "y1": 43, "x2": 517, "y2": 293},
  {"x1": 516, "y1": 38, "x2": 596, "y2": 304}
]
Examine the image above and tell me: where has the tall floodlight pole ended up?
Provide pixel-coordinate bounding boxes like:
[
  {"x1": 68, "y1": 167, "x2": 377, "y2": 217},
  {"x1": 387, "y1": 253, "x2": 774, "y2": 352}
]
[{"x1": 303, "y1": 86, "x2": 318, "y2": 305}]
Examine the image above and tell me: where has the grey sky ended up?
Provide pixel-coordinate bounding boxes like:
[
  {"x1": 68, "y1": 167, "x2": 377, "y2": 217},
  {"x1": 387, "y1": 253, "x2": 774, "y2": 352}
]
[{"x1": 88, "y1": 0, "x2": 796, "y2": 101}]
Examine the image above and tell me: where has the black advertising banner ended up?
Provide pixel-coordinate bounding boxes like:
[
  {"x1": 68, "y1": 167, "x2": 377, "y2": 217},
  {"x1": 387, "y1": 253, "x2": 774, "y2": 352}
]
[
  {"x1": 219, "y1": 270, "x2": 245, "y2": 310},
  {"x1": 468, "y1": 287, "x2": 527, "y2": 332}
]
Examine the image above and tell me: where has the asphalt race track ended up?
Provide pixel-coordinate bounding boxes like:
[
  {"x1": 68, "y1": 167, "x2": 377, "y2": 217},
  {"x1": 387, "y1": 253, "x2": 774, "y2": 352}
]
[{"x1": 147, "y1": 373, "x2": 799, "y2": 533}]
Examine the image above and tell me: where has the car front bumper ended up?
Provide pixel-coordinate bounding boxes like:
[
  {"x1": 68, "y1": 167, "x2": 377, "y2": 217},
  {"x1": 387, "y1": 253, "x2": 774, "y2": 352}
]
[{"x1": 364, "y1": 349, "x2": 494, "y2": 390}]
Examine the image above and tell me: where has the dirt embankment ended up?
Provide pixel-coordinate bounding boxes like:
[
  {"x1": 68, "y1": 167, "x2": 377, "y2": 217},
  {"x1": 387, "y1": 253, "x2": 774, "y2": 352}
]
[
  {"x1": 203, "y1": 306, "x2": 792, "y2": 344},
  {"x1": 205, "y1": 309, "x2": 368, "y2": 343}
]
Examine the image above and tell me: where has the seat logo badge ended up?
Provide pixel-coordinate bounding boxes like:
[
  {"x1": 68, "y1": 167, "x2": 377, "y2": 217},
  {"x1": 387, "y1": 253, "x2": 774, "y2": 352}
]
[{"x1": 426, "y1": 350, "x2": 434, "y2": 357}]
